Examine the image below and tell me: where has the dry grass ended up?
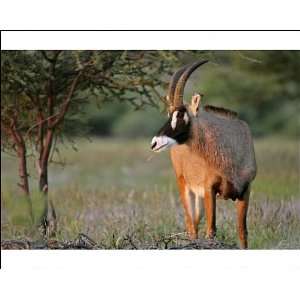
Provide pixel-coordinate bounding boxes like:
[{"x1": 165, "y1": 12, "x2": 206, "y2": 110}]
[{"x1": 1, "y1": 137, "x2": 300, "y2": 249}]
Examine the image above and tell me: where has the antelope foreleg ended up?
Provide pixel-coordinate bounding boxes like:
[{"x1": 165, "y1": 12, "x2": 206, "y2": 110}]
[
  {"x1": 194, "y1": 194, "x2": 203, "y2": 232},
  {"x1": 177, "y1": 176, "x2": 198, "y2": 239}
]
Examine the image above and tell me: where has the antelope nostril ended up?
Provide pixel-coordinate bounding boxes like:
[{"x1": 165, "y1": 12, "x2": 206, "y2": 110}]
[{"x1": 151, "y1": 141, "x2": 157, "y2": 149}]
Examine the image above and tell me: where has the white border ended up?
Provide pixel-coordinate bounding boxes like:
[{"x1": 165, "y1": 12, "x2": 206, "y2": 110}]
[
  {"x1": 1, "y1": 0, "x2": 300, "y2": 30},
  {"x1": 2, "y1": 31, "x2": 300, "y2": 50},
  {"x1": 1, "y1": 250, "x2": 300, "y2": 300}
]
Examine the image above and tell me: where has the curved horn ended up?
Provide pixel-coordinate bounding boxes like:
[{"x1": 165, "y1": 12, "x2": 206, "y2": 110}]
[
  {"x1": 167, "y1": 63, "x2": 191, "y2": 108},
  {"x1": 173, "y1": 60, "x2": 208, "y2": 108}
]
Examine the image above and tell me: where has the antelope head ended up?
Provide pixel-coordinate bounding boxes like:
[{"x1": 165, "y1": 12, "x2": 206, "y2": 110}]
[{"x1": 151, "y1": 60, "x2": 208, "y2": 152}]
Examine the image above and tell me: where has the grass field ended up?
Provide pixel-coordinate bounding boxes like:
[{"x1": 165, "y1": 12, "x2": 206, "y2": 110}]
[{"x1": 1, "y1": 137, "x2": 300, "y2": 249}]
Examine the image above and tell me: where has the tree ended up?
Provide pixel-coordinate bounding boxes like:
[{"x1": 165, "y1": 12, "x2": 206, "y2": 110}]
[{"x1": 1, "y1": 50, "x2": 182, "y2": 236}]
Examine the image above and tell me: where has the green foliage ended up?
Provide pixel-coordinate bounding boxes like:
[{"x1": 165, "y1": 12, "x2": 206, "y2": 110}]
[{"x1": 1, "y1": 50, "x2": 183, "y2": 144}]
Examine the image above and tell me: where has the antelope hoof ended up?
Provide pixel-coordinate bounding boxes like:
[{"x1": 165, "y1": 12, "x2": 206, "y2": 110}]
[
  {"x1": 239, "y1": 240, "x2": 248, "y2": 249},
  {"x1": 205, "y1": 231, "x2": 216, "y2": 240},
  {"x1": 188, "y1": 232, "x2": 198, "y2": 240}
]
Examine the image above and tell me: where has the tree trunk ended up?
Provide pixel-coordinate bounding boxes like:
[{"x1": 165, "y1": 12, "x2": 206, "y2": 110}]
[
  {"x1": 17, "y1": 145, "x2": 34, "y2": 223},
  {"x1": 38, "y1": 164, "x2": 57, "y2": 237},
  {"x1": 38, "y1": 130, "x2": 57, "y2": 238},
  {"x1": 18, "y1": 146, "x2": 30, "y2": 195},
  {"x1": 2, "y1": 120, "x2": 34, "y2": 223}
]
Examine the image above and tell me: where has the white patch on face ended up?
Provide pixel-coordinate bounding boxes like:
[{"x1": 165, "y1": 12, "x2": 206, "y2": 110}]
[
  {"x1": 171, "y1": 111, "x2": 179, "y2": 130},
  {"x1": 151, "y1": 135, "x2": 177, "y2": 152},
  {"x1": 183, "y1": 112, "x2": 189, "y2": 124}
]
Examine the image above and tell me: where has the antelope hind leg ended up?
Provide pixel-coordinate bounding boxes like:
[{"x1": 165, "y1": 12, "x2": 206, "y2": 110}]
[
  {"x1": 203, "y1": 188, "x2": 217, "y2": 239},
  {"x1": 236, "y1": 187, "x2": 250, "y2": 249}
]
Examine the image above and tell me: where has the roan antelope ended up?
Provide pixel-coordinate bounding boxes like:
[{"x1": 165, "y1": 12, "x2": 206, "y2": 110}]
[{"x1": 151, "y1": 61, "x2": 257, "y2": 249}]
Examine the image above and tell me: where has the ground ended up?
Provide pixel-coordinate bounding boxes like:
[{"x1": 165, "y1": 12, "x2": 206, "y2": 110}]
[{"x1": 1, "y1": 137, "x2": 300, "y2": 249}]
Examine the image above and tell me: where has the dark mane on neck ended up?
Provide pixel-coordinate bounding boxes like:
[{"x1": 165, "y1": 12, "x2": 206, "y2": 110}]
[{"x1": 204, "y1": 105, "x2": 238, "y2": 119}]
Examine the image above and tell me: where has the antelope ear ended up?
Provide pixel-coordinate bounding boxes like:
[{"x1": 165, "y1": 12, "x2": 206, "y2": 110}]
[{"x1": 190, "y1": 93, "x2": 202, "y2": 116}]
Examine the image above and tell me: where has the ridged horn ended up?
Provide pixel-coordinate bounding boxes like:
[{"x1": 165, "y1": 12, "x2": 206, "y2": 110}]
[
  {"x1": 167, "y1": 63, "x2": 191, "y2": 108},
  {"x1": 173, "y1": 60, "x2": 208, "y2": 108}
]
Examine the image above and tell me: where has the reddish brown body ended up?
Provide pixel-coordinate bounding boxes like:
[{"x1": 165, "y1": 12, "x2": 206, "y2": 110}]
[
  {"x1": 170, "y1": 108, "x2": 256, "y2": 248},
  {"x1": 151, "y1": 61, "x2": 257, "y2": 249}
]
